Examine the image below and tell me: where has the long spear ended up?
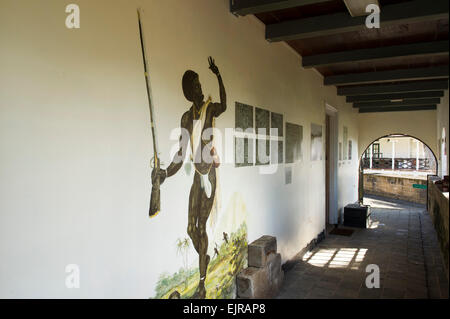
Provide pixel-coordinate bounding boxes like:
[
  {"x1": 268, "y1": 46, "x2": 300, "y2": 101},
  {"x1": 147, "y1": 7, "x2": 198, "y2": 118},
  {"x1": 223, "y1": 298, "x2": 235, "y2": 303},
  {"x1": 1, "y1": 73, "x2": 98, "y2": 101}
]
[{"x1": 137, "y1": 8, "x2": 160, "y2": 218}]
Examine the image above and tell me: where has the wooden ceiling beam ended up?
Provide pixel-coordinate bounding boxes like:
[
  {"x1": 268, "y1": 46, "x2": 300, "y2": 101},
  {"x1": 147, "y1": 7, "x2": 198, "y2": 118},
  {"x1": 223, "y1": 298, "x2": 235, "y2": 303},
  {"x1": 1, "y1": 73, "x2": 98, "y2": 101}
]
[
  {"x1": 230, "y1": 0, "x2": 329, "y2": 16},
  {"x1": 325, "y1": 66, "x2": 449, "y2": 86},
  {"x1": 346, "y1": 91, "x2": 445, "y2": 102},
  {"x1": 358, "y1": 105, "x2": 437, "y2": 113},
  {"x1": 303, "y1": 41, "x2": 449, "y2": 68},
  {"x1": 338, "y1": 79, "x2": 449, "y2": 96},
  {"x1": 266, "y1": 0, "x2": 449, "y2": 42},
  {"x1": 354, "y1": 98, "x2": 441, "y2": 108}
]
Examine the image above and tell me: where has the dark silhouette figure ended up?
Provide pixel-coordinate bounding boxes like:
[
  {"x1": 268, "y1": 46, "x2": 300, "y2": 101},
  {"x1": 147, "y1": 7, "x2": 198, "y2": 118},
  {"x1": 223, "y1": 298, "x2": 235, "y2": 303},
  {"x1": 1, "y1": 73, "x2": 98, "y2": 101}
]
[
  {"x1": 223, "y1": 232, "x2": 229, "y2": 244},
  {"x1": 213, "y1": 244, "x2": 220, "y2": 259},
  {"x1": 152, "y1": 57, "x2": 226, "y2": 299}
]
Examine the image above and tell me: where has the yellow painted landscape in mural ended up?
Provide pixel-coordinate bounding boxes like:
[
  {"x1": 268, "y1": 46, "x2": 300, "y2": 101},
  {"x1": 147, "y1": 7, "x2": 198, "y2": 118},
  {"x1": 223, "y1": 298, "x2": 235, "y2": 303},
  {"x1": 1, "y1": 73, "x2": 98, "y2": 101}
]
[{"x1": 153, "y1": 192, "x2": 249, "y2": 299}]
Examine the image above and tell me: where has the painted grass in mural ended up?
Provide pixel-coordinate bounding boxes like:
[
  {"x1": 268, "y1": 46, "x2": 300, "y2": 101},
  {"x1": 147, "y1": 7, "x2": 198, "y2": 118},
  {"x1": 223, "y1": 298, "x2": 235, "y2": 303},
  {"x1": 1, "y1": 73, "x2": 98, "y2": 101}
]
[{"x1": 154, "y1": 222, "x2": 247, "y2": 299}]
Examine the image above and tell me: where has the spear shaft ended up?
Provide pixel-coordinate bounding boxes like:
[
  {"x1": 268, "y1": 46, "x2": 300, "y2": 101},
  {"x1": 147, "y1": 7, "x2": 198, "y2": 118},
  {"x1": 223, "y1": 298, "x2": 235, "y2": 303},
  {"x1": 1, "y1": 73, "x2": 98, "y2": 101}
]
[{"x1": 137, "y1": 8, "x2": 160, "y2": 217}]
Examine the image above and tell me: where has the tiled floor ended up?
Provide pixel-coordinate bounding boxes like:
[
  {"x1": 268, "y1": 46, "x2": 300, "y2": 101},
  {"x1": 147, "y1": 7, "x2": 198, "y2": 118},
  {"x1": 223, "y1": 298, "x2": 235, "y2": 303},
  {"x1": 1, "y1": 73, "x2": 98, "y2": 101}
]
[{"x1": 277, "y1": 197, "x2": 449, "y2": 299}]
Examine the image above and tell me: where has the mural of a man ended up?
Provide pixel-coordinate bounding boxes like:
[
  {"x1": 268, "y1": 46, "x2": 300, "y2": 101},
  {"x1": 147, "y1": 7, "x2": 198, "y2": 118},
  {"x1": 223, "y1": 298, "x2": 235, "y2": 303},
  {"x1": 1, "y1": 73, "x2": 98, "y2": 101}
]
[{"x1": 152, "y1": 57, "x2": 226, "y2": 299}]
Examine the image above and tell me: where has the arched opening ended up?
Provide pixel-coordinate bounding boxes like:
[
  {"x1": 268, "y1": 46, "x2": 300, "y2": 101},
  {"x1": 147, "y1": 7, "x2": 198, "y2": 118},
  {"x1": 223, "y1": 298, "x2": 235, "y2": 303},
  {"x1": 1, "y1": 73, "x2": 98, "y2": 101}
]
[{"x1": 358, "y1": 134, "x2": 438, "y2": 206}]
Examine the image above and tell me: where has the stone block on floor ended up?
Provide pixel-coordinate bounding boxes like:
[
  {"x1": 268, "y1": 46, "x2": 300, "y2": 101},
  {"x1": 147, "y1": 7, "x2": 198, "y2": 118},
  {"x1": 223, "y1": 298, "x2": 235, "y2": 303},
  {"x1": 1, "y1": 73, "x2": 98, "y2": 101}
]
[
  {"x1": 237, "y1": 235, "x2": 283, "y2": 299},
  {"x1": 237, "y1": 253, "x2": 284, "y2": 299},
  {"x1": 248, "y1": 235, "x2": 277, "y2": 268}
]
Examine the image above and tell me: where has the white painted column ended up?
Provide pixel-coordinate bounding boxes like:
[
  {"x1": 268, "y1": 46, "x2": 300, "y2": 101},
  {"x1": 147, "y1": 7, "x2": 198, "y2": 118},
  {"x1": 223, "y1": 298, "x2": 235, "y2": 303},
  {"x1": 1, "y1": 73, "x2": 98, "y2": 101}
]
[
  {"x1": 408, "y1": 139, "x2": 411, "y2": 158},
  {"x1": 392, "y1": 140, "x2": 395, "y2": 171},
  {"x1": 370, "y1": 144, "x2": 373, "y2": 169},
  {"x1": 416, "y1": 140, "x2": 420, "y2": 171}
]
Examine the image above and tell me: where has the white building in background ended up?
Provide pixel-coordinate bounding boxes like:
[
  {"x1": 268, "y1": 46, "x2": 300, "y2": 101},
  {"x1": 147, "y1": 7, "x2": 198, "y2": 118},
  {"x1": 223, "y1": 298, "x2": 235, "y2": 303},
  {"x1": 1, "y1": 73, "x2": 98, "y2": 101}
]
[
  {"x1": 377, "y1": 136, "x2": 426, "y2": 158},
  {"x1": 363, "y1": 136, "x2": 437, "y2": 172}
]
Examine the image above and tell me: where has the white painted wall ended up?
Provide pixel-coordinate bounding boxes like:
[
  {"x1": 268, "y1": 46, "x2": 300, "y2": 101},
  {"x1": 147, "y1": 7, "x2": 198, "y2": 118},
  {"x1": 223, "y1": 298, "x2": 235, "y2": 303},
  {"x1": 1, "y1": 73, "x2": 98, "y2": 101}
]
[
  {"x1": 336, "y1": 112, "x2": 359, "y2": 221},
  {"x1": 0, "y1": 0, "x2": 359, "y2": 298},
  {"x1": 358, "y1": 110, "x2": 438, "y2": 159},
  {"x1": 437, "y1": 91, "x2": 449, "y2": 177}
]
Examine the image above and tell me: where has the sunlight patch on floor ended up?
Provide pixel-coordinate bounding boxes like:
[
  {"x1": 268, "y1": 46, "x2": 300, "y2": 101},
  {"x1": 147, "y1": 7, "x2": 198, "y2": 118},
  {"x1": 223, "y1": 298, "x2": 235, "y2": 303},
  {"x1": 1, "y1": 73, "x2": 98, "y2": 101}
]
[
  {"x1": 368, "y1": 221, "x2": 380, "y2": 229},
  {"x1": 351, "y1": 248, "x2": 368, "y2": 270},
  {"x1": 365, "y1": 201, "x2": 404, "y2": 210},
  {"x1": 302, "y1": 249, "x2": 336, "y2": 267},
  {"x1": 329, "y1": 248, "x2": 357, "y2": 268},
  {"x1": 303, "y1": 248, "x2": 368, "y2": 269}
]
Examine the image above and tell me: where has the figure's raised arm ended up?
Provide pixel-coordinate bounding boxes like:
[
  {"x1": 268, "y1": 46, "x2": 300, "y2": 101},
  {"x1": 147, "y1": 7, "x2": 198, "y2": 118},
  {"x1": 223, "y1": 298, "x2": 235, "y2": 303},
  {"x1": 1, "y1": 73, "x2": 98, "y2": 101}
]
[{"x1": 208, "y1": 57, "x2": 226, "y2": 117}]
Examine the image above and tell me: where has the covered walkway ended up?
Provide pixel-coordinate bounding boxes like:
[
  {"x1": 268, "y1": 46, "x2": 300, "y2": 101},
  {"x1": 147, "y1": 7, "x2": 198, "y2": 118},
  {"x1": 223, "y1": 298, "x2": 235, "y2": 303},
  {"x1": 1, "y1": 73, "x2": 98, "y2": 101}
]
[{"x1": 277, "y1": 197, "x2": 449, "y2": 299}]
